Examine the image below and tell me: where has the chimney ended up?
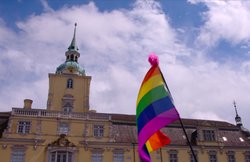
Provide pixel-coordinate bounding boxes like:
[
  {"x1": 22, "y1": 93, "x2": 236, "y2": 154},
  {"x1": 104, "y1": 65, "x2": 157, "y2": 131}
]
[{"x1": 23, "y1": 99, "x2": 33, "y2": 109}]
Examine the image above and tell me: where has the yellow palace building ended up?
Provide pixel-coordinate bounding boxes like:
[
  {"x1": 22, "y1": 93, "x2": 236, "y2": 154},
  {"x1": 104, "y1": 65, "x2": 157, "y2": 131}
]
[{"x1": 0, "y1": 25, "x2": 250, "y2": 162}]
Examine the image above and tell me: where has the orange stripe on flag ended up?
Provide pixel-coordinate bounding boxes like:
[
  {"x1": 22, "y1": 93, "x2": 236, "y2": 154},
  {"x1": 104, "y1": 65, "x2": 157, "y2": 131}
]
[{"x1": 146, "y1": 130, "x2": 171, "y2": 152}]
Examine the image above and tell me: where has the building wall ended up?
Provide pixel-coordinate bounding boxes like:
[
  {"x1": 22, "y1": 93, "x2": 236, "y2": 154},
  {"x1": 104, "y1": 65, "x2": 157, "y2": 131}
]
[
  {"x1": 1, "y1": 110, "x2": 250, "y2": 162},
  {"x1": 47, "y1": 74, "x2": 91, "y2": 112}
]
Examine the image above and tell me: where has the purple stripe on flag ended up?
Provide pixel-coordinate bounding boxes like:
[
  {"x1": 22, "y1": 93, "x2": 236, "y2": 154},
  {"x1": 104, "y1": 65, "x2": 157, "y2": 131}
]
[
  {"x1": 138, "y1": 146, "x2": 151, "y2": 162},
  {"x1": 138, "y1": 108, "x2": 179, "y2": 150}
]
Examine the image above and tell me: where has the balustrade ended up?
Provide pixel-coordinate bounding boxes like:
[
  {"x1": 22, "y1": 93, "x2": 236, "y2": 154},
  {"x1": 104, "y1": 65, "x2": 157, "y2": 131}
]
[{"x1": 12, "y1": 108, "x2": 111, "y2": 121}]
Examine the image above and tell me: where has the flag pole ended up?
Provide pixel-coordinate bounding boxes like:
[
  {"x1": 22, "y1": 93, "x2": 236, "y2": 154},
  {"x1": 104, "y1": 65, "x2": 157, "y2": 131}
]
[
  {"x1": 159, "y1": 69, "x2": 198, "y2": 162},
  {"x1": 178, "y1": 118, "x2": 198, "y2": 162},
  {"x1": 160, "y1": 148, "x2": 163, "y2": 162}
]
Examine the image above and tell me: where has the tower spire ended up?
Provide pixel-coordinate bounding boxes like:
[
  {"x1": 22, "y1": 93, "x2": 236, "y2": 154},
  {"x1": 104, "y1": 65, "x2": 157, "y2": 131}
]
[
  {"x1": 233, "y1": 101, "x2": 239, "y2": 117},
  {"x1": 68, "y1": 23, "x2": 79, "y2": 51},
  {"x1": 233, "y1": 101, "x2": 242, "y2": 127},
  {"x1": 55, "y1": 23, "x2": 85, "y2": 76}
]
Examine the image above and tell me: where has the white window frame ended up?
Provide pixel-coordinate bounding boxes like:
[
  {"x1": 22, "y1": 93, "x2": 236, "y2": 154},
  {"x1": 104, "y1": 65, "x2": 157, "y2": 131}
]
[
  {"x1": 91, "y1": 152, "x2": 103, "y2": 162},
  {"x1": 113, "y1": 150, "x2": 124, "y2": 162},
  {"x1": 11, "y1": 145, "x2": 26, "y2": 162},
  {"x1": 47, "y1": 147, "x2": 76, "y2": 162},
  {"x1": 50, "y1": 151, "x2": 72, "y2": 162},
  {"x1": 93, "y1": 125, "x2": 104, "y2": 137},
  {"x1": 246, "y1": 154, "x2": 250, "y2": 162},
  {"x1": 169, "y1": 150, "x2": 178, "y2": 162},
  {"x1": 227, "y1": 151, "x2": 235, "y2": 162},
  {"x1": 209, "y1": 151, "x2": 217, "y2": 162},
  {"x1": 203, "y1": 130, "x2": 215, "y2": 141},
  {"x1": 67, "y1": 79, "x2": 73, "y2": 89},
  {"x1": 62, "y1": 94, "x2": 74, "y2": 112},
  {"x1": 17, "y1": 121, "x2": 31, "y2": 134}
]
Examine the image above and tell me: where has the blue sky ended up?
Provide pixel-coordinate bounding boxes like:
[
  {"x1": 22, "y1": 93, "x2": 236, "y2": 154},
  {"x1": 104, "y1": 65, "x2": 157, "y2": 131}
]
[{"x1": 1, "y1": 0, "x2": 250, "y2": 129}]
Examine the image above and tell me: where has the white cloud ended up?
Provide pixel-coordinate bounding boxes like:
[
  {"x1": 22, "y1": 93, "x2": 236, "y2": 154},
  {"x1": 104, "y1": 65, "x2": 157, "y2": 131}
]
[
  {"x1": 192, "y1": 111, "x2": 224, "y2": 122},
  {"x1": 0, "y1": 1, "x2": 250, "y2": 128},
  {"x1": 0, "y1": 1, "x2": 182, "y2": 112},
  {"x1": 189, "y1": 0, "x2": 250, "y2": 47},
  {"x1": 40, "y1": 0, "x2": 54, "y2": 12}
]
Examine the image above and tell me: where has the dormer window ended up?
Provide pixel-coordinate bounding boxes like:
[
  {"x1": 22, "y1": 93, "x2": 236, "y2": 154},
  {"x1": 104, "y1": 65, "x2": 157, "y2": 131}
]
[
  {"x1": 239, "y1": 137, "x2": 244, "y2": 142},
  {"x1": 67, "y1": 79, "x2": 73, "y2": 89},
  {"x1": 222, "y1": 137, "x2": 227, "y2": 141},
  {"x1": 203, "y1": 130, "x2": 215, "y2": 141}
]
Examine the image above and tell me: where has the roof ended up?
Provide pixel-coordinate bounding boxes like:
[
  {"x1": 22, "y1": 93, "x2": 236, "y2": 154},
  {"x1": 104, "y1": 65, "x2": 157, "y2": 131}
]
[
  {"x1": 108, "y1": 113, "x2": 250, "y2": 147},
  {"x1": 68, "y1": 23, "x2": 79, "y2": 52},
  {"x1": 110, "y1": 113, "x2": 236, "y2": 129},
  {"x1": 0, "y1": 112, "x2": 11, "y2": 138},
  {"x1": 5, "y1": 108, "x2": 250, "y2": 147},
  {"x1": 56, "y1": 61, "x2": 85, "y2": 75}
]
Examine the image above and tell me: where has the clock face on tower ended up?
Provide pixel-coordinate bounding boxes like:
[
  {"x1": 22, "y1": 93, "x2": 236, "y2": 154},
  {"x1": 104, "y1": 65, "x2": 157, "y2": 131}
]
[{"x1": 68, "y1": 67, "x2": 73, "y2": 73}]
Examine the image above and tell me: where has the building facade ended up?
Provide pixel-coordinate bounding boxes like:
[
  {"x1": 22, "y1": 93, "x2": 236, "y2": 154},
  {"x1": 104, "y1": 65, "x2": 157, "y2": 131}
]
[{"x1": 0, "y1": 24, "x2": 250, "y2": 162}]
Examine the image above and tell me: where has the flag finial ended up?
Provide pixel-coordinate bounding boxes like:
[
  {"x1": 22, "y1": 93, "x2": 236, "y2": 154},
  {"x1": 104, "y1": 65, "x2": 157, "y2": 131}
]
[{"x1": 148, "y1": 53, "x2": 159, "y2": 66}]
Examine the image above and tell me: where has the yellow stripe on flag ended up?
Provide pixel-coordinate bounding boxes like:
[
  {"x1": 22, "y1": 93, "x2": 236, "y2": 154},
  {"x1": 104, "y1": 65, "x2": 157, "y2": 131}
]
[
  {"x1": 137, "y1": 74, "x2": 163, "y2": 105},
  {"x1": 146, "y1": 140, "x2": 153, "y2": 152}
]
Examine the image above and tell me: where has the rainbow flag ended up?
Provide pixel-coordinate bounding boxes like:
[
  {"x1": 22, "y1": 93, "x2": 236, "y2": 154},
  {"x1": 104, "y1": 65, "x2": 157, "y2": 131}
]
[{"x1": 136, "y1": 54, "x2": 180, "y2": 162}]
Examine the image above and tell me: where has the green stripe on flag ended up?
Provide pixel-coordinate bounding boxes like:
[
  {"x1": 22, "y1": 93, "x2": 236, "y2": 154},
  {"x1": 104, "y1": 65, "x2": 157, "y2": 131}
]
[{"x1": 136, "y1": 85, "x2": 169, "y2": 118}]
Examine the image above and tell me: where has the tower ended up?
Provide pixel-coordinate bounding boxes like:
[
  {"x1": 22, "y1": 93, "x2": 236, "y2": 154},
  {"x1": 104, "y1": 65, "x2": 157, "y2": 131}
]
[
  {"x1": 233, "y1": 101, "x2": 243, "y2": 127},
  {"x1": 47, "y1": 23, "x2": 91, "y2": 112}
]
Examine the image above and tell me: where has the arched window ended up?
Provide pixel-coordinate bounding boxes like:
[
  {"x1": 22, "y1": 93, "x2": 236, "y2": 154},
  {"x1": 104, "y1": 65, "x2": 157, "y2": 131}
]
[
  {"x1": 70, "y1": 54, "x2": 74, "y2": 61},
  {"x1": 67, "y1": 79, "x2": 73, "y2": 89}
]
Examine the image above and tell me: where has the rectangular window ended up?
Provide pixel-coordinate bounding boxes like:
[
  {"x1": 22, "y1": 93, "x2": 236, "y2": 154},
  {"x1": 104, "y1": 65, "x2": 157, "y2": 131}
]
[
  {"x1": 93, "y1": 125, "x2": 104, "y2": 137},
  {"x1": 190, "y1": 153, "x2": 198, "y2": 162},
  {"x1": 203, "y1": 130, "x2": 215, "y2": 141},
  {"x1": 17, "y1": 121, "x2": 31, "y2": 134},
  {"x1": 92, "y1": 152, "x2": 103, "y2": 162},
  {"x1": 228, "y1": 154, "x2": 235, "y2": 162},
  {"x1": 58, "y1": 123, "x2": 69, "y2": 135},
  {"x1": 11, "y1": 148, "x2": 25, "y2": 162},
  {"x1": 210, "y1": 154, "x2": 217, "y2": 162},
  {"x1": 169, "y1": 151, "x2": 178, "y2": 162},
  {"x1": 50, "y1": 151, "x2": 72, "y2": 162},
  {"x1": 67, "y1": 79, "x2": 73, "y2": 89},
  {"x1": 246, "y1": 155, "x2": 250, "y2": 162},
  {"x1": 113, "y1": 152, "x2": 124, "y2": 162},
  {"x1": 227, "y1": 151, "x2": 235, "y2": 162}
]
